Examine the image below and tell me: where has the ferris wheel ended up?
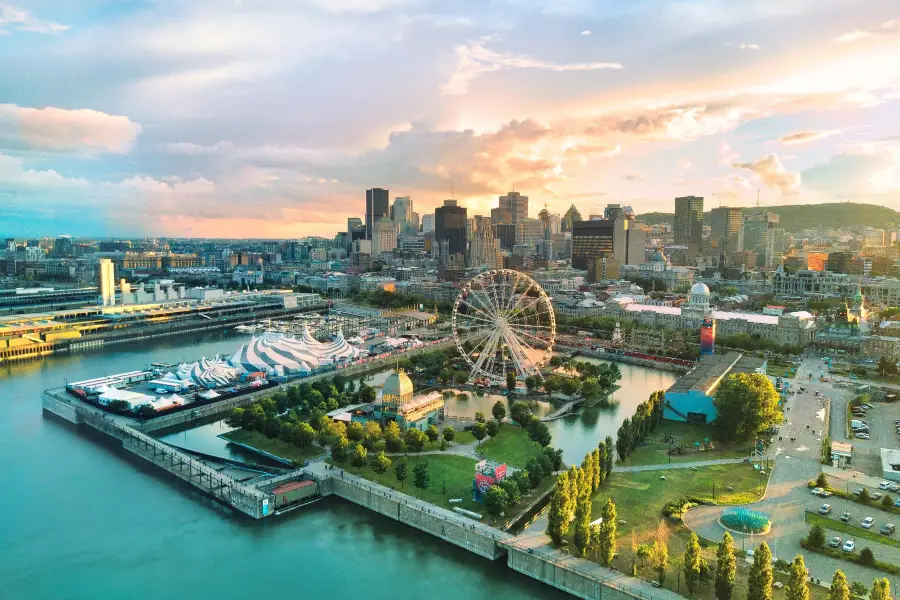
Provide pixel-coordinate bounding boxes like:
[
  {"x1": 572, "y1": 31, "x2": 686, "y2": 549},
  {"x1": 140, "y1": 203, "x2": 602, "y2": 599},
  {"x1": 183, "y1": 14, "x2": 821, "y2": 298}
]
[{"x1": 451, "y1": 269, "x2": 556, "y2": 384}]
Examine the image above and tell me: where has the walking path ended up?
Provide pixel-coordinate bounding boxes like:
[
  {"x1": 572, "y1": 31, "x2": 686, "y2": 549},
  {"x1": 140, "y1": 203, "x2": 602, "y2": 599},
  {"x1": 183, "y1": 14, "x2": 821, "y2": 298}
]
[
  {"x1": 384, "y1": 440, "x2": 481, "y2": 459},
  {"x1": 613, "y1": 457, "x2": 749, "y2": 472}
]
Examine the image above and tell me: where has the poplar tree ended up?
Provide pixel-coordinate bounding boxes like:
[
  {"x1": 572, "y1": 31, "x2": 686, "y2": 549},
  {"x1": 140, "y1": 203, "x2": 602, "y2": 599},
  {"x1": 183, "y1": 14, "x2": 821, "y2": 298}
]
[
  {"x1": 715, "y1": 532, "x2": 736, "y2": 600},
  {"x1": 546, "y1": 472, "x2": 570, "y2": 545},
  {"x1": 829, "y1": 571, "x2": 850, "y2": 600},
  {"x1": 592, "y1": 448, "x2": 601, "y2": 491},
  {"x1": 683, "y1": 532, "x2": 702, "y2": 593},
  {"x1": 747, "y1": 542, "x2": 774, "y2": 600},
  {"x1": 597, "y1": 441, "x2": 607, "y2": 486},
  {"x1": 604, "y1": 435, "x2": 614, "y2": 476},
  {"x1": 869, "y1": 579, "x2": 891, "y2": 600},
  {"x1": 572, "y1": 494, "x2": 592, "y2": 556},
  {"x1": 786, "y1": 555, "x2": 810, "y2": 600},
  {"x1": 598, "y1": 498, "x2": 617, "y2": 565}
]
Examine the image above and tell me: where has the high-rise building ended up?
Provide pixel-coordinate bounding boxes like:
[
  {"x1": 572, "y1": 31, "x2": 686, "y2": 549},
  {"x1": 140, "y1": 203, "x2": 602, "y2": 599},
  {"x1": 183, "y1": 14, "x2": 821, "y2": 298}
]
[
  {"x1": 5, "y1": 238, "x2": 15, "y2": 252},
  {"x1": 468, "y1": 221, "x2": 500, "y2": 268},
  {"x1": 740, "y1": 212, "x2": 779, "y2": 268},
  {"x1": 492, "y1": 191, "x2": 528, "y2": 225},
  {"x1": 708, "y1": 207, "x2": 742, "y2": 260},
  {"x1": 98, "y1": 258, "x2": 116, "y2": 306},
  {"x1": 372, "y1": 217, "x2": 398, "y2": 257},
  {"x1": 435, "y1": 200, "x2": 467, "y2": 256},
  {"x1": 53, "y1": 235, "x2": 74, "y2": 258},
  {"x1": 562, "y1": 205, "x2": 583, "y2": 232},
  {"x1": 572, "y1": 218, "x2": 644, "y2": 270},
  {"x1": 493, "y1": 223, "x2": 517, "y2": 251},
  {"x1": 674, "y1": 196, "x2": 704, "y2": 258},
  {"x1": 391, "y1": 196, "x2": 414, "y2": 234},
  {"x1": 604, "y1": 204, "x2": 625, "y2": 221},
  {"x1": 421, "y1": 214, "x2": 435, "y2": 234},
  {"x1": 365, "y1": 188, "x2": 389, "y2": 240}
]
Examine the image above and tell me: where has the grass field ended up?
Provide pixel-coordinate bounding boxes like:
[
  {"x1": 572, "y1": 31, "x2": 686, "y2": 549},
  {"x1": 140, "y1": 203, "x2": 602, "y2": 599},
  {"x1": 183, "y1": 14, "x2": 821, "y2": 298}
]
[
  {"x1": 806, "y1": 511, "x2": 900, "y2": 549},
  {"x1": 222, "y1": 429, "x2": 324, "y2": 463},
  {"x1": 621, "y1": 421, "x2": 754, "y2": 466},
  {"x1": 453, "y1": 430, "x2": 476, "y2": 445},
  {"x1": 331, "y1": 453, "x2": 554, "y2": 526},
  {"x1": 478, "y1": 423, "x2": 545, "y2": 467}
]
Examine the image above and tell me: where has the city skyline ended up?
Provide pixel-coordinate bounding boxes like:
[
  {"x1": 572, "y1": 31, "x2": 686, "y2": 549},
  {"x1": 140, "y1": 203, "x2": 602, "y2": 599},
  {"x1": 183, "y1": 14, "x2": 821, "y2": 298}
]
[{"x1": 2, "y1": 0, "x2": 899, "y2": 238}]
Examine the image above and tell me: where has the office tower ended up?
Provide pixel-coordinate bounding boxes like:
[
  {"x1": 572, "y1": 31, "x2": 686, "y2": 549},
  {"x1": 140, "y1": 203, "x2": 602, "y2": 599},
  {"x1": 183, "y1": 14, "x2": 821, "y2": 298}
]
[
  {"x1": 562, "y1": 205, "x2": 582, "y2": 232},
  {"x1": 99, "y1": 258, "x2": 115, "y2": 306},
  {"x1": 708, "y1": 207, "x2": 742, "y2": 259},
  {"x1": 372, "y1": 217, "x2": 398, "y2": 257},
  {"x1": 53, "y1": 235, "x2": 74, "y2": 258},
  {"x1": 421, "y1": 214, "x2": 434, "y2": 234},
  {"x1": 391, "y1": 196, "x2": 414, "y2": 234},
  {"x1": 492, "y1": 191, "x2": 528, "y2": 225},
  {"x1": 674, "y1": 196, "x2": 704, "y2": 257},
  {"x1": 410, "y1": 212, "x2": 419, "y2": 234},
  {"x1": 5, "y1": 238, "x2": 15, "y2": 252},
  {"x1": 434, "y1": 200, "x2": 467, "y2": 256},
  {"x1": 740, "y1": 212, "x2": 780, "y2": 268},
  {"x1": 468, "y1": 221, "x2": 500, "y2": 268},
  {"x1": 493, "y1": 223, "x2": 517, "y2": 251},
  {"x1": 604, "y1": 204, "x2": 624, "y2": 221},
  {"x1": 571, "y1": 217, "x2": 644, "y2": 270},
  {"x1": 365, "y1": 188, "x2": 389, "y2": 239}
]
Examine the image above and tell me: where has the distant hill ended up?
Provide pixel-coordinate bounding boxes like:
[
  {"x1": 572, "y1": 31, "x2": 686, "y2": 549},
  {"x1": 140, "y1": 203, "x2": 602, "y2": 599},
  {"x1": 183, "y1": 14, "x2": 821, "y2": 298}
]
[{"x1": 636, "y1": 202, "x2": 900, "y2": 232}]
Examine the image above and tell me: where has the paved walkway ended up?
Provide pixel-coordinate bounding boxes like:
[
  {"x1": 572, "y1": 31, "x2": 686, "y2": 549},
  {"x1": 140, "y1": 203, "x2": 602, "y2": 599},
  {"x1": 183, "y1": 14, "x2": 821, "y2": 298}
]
[
  {"x1": 614, "y1": 457, "x2": 749, "y2": 472},
  {"x1": 682, "y1": 364, "x2": 893, "y2": 584},
  {"x1": 384, "y1": 440, "x2": 482, "y2": 459}
]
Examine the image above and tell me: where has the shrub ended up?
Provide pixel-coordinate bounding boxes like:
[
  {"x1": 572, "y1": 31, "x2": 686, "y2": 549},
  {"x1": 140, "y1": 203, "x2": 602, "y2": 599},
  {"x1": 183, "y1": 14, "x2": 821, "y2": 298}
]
[
  {"x1": 859, "y1": 547, "x2": 875, "y2": 566},
  {"x1": 815, "y1": 472, "x2": 829, "y2": 488},
  {"x1": 806, "y1": 524, "x2": 826, "y2": 549},
  {"x1": 859, "y1": 488, "x2": 871, "y2": 503}
]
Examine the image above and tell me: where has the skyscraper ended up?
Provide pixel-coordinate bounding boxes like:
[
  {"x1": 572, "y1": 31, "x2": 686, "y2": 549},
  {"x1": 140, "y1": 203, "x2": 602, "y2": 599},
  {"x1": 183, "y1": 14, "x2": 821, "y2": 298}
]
[
  {"x1": 421, "y1": 214, "x2": 434, "y2": 234},
  {"x1": 391, "y1": 196, "x2": 414, "y2": 234},
  {"x1": 99, "y1": 258, "x2": 115, "y2": 306},
  {"x1": 365, "y1": 188, "x2": 389, "y2": 240},
  {"x1": 562, "y1": 205, "x2": 582, "y2": 232},
  {"x1": 674, "y1": 196, "x2": 704, "y2": 258},
  {"x1": 492, "y1": 191, "x2": 528, "y2": 224},
  {"x1": 372, "y1": 217, "x2": 398, "y2": 257},
  {"x1": 571, "y1": 217, "x2": 644, "y2": 270},
  {"x1": 740, "y1": 212, "x2": 779, "y2": 268},
  {"x1": 708, "y1": 207, "x2": 742, "y2": 259},
  {"x1": 434, "y1": 200, "x2": 467, "y2": 256}
]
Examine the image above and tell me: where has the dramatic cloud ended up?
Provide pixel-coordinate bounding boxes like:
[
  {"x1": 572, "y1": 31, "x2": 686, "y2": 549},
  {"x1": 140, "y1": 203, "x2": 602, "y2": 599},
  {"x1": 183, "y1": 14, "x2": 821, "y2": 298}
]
[
  {"x1": 443, "y1": 36, "x2": 623, "y2": 95},
  {"x1": 778, "y1": 130, "x2": 838, "y2": 145},
  {"x1": 0, "y1": 3, "x2": 68, "y2": 35},
  {"x1": 580, "y1": 30, "x2": 592, "y2": 36},
  {"x1": 804, "y1": 147, "x2": 900, "y2": 196},
  {"x1": 163, "y1": 141, "x2": 235, "y2": 156},
  {"x1": 733, "y1": 153, "x2": 801, "y2": 195},
  {"x1": 835, "y1": 19, "x2": 899, "y2": 43},
  {"x1": 0, "y1": 104, "x2": 142, "y2": 154}
]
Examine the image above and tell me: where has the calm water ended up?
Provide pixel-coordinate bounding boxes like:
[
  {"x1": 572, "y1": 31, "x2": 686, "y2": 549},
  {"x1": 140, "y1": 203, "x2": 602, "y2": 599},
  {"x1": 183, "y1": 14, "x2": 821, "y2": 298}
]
[{"x1": 1, "y1": 330, "x2": 569, "y2": 600}]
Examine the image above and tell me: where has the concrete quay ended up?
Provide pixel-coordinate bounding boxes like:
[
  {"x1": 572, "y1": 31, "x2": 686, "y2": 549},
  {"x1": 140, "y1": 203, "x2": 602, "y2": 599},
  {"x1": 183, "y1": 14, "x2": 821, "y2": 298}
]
[{"x1": 556, "y1": 344, "x2": 693, "y2": 373}]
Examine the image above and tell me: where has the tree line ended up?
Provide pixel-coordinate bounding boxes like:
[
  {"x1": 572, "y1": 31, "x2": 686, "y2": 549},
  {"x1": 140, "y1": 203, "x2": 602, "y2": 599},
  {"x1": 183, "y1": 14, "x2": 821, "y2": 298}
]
[{"x1": 615, "y1": 390, "x2": 665, "y2": 461}]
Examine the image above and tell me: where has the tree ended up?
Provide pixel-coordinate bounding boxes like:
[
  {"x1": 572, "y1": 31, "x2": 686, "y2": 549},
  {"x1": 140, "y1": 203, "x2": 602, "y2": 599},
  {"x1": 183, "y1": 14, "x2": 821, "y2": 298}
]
[
  {"x1": 859, "y1": 547, "x2": 874, "y2": 566},
  {"x1": 713, "y1": 373, "x2": 782, "y2": 440},
  {"x1": 851, "y1": 583, "x2": 870, "y2": 600},
  {"x1": 405, "y1": 427, "x2": 427, "y2": 452},
  {"x1": 510, "y1": 402, "x2": 533, "y2": 427},
  {"x1": 352, "y1": 443, "x2": 368, "y2": 467},
  {"x1": 492, "y1": 400, "x2": 507, "y2": 422},
  {"x1": 815, "y1": 472, "x2": 829, "y2": 488},
  {"x1": 651, "y1": 540, "x2": 669, "y2": 585},
  {"x1": 485, "y1": 419, "x2": 499, "y2": 440},
  {"x1": 292, "y1": 422, "x2": 316, "y2": 448},
  {"x1": 384, "y1": 420, "x2": 403, "y2": 451},
  {"x1": 226, "y1": 407, "x2": 245, "y2": 428},
  {"x1": 870, "y1": 579, "x2": 891, "y2": 600},
  {"x1": 747, "y1": 542, "x2": 774, "y2": 600},
  {"x1": 279, "y1": 422, "x2": 296, "y2": 445},
  {"x1": 597, "y1": 442, "x2": 607, "y2": 486},
  {"x1": 506, "y1": 371, "x2": 517, "y2": 392},
  {"x1": 363, "y1": 421, "x2": 382, "y2": 449},
  {"x1": 598, "y1": 498, "x2": 617, "y2": 565},
  {"x1": 331, "y1": 436, "x2": 349, "y2": 461},
  {"x1": 829, "y1": 570, "x2": 850, "y2": 600},
  {"x1": 485, "y1": 485, "x2": 510, "y2": 515},
  {"x1": 881, "y1": 494, "x2": 893, "y2": 510},
  {"x1": 544, "y1": 446, "x2": 564, "y2": 471},
  {"x1": 859, "y1": 488, "x2": 872, "y2": 503},
  {"x1": 413, "y1": 461, "x2": 430, "y2": 490},
  {"x1": 472, "y1": 422, "x2": 487, "y2": 446},
  {"x1": 524, "y1": 375, "x2": 539, "y2": 394},
  {"x1": 525, "y1": 457, "x2": 544, "y2": 487},
  {"x1": 369, "y1": 450, "x2": 391, "y2": 474},
  {"x1": 474, "y1": 411, "x2": 486, "y2": 423},
  {"x1": 442, "y1": 426, "x2": 456, "y2": 443},
  {"x1": 806, "y1": 524, "x2": 826, "y2": 549},
  {"x1": 546, "y1": 473, "x2": 571, "y2": 545},
  {"x1": 347, "y1": 421, "x2": 365, "y2": 441},
  {"x1": 786, "y1": 555, "x2": 810, "y2": 600},
  {"x1": 604, "y1": 435, "x2": 614, "y2": 477},
  {"x1": 425, "y1": 424, "x2": 440, "y2": 443},
  {"x1": 715, "y1": 532, "x2": 736, "y2": 600},
  {"x1": 453, "y1": 371, "x2": 469, "y2": 385},
  {"x1": 591, "y1": 449, "x2": 601, "y2": 491},
  {"x1": 684, "y1": 532, "x2": 702, "y2": 593},
  {"x1": 528, "y1": 419, "x2": 552, "y2": 447},
  {"x1": 263, "y1": 416, "x2": 281, "y2": 439},
  {"x1": 394, "y1": 456, "x2": 408, "y2": 487},
  {"x1": 572, "y1": 494, "x2": 592, "y2": 556}
]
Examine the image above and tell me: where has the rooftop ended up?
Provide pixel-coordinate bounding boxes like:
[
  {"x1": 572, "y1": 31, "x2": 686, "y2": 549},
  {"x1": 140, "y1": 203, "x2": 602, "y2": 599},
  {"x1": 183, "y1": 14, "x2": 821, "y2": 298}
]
[{"x1": 667, "y1": 352, "x2": 744, "y2": 395}]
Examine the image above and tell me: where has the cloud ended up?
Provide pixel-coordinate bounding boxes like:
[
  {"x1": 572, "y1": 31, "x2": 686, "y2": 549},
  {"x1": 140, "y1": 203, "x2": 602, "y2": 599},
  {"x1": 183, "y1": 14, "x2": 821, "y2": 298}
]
[
  {"x1": 0, "y1": 3, "x2": 68, "y2": 35},
  {"x1": 442, "y1": 36, "x2": 623, "y2": 95},
  {"x1": 621, "y1": 173, "x2": 643, "y2": 182},
  {"x1": 778, "y1": 130, "x2": 838, "y2": 145},
  {"x1": 725, "y1": 42, "x2": 760, "y2": 50},
  {"x1": 804, "y1": 147, "x2": 900, "y2": 196},
  {"x1": 0, "y1": 104, "x2": 142, "y2": 154},
  {"x1": 162, "y1": 141, "x2": 235, "y2": 156},
  {"x1": 732, "y1": 153, "x2": 801, "y2": 195},
  {"x1": 835, "y1": 19, "x2": 899, "y2": 43},
  {"x1": 580, "y1": 30, "x2": 592, "y2": 36}
]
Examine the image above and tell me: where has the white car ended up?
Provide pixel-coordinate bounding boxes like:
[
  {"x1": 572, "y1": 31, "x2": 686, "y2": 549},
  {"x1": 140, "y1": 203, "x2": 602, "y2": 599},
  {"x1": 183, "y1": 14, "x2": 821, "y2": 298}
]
[
  {"x1": 856, "y1": 433, "x2": 870, "y2": 440},
  {"x1": 862, "y1": 517, "x2": 875, "y2": 529},
  {"x1": 842, "y1": 540, "x2": 856, "y2": 552},
  {"x1": 811, "y1": 487, "x2": 825, "y2": 496},
  {"x1": 879, "y1": 482, "x2": 893, "y2": 490}
]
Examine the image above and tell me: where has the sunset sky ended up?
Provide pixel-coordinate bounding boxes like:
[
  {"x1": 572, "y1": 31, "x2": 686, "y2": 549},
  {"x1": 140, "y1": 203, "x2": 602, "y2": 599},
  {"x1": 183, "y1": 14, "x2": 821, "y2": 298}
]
[{"x1": 2, "y1": 0, "x2": 899, "y2": 238}]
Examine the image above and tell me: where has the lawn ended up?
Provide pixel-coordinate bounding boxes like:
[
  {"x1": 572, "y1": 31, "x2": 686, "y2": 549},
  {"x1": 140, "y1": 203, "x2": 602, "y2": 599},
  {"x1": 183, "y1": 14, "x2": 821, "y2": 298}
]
[
  {"x1": 453, "y1": 430, "x2": 476, "y2": 445},
  {"x1": 621, "y1": 421, "x2": 755, "y2": 467},
  {"x1": 221, "y1": 429, "x2": 324, "y2": 464},
  {"x1": 478, "y1": 423, "x2": 545, "y2": 467},
  {"x1": 805, "y1": 511, "x2": 900, "y2": 549},
  {"x1": 330, "y1": 453, "x2": 554, "y2": 526},
  {"x1": 583, "y1": 462, "x2": 782, "y2": 600}
]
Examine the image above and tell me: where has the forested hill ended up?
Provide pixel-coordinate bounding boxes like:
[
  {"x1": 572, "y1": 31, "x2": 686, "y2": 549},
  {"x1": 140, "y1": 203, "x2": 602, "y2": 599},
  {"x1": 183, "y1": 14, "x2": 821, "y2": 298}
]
[{"x1": 636, "y1": 203, "x2": 900, "y2": 231}]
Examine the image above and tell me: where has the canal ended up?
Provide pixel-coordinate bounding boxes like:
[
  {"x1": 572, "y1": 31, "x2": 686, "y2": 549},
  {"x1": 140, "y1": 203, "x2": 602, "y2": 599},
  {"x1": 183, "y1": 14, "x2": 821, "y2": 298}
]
[{"x1": 1, "y1": 329, "x2": 674, "y2": 599}]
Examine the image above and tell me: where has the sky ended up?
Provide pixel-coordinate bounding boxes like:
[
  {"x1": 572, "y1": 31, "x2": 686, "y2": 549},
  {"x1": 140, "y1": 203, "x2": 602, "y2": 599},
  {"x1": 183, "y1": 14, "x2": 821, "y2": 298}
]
[{"x1": 1, "y1": 0, "x2": 899, "y2": 238}]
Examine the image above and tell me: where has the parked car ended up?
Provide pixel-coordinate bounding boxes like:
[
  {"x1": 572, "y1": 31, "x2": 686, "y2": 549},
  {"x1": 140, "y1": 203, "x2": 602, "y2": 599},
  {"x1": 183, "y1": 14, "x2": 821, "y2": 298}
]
[
  {"x1": 841, "y1": 511, "x2": 853, "y2": 522},
  {"x1": 819, "y1": 504, "x2": 833, "y2": 515},
  {"x1": 853, "y1": 488, "x2": 864, "y2": 495},
  {"x1": 872, "y1": 492, "x2": 883, "y2": 500},
  {"x1": 843, "y1": 540, "x2": 856, "y2": 552},
  {"x1": 894, "y1": 499, "x2": 900, "y2": 508},
  {"x1": 812, "y1": 487, "x2": 825, "y2": 496},
  {"x1": 879, "y1": 524, "x2": 895, "y2": 536},
  {"x1": 861, "y1": 404, "x2": 873, "y2": 409},
  {"x1": 828, "y1": 536, "x2": 843, "y2": 548},
  {"x1": 821, "y1": 490, "x2": 833, "y2": 497},
  {"x1": 856, "y1": 433, "x2": 870, "y2": 439},
  {"x1": 879, "y1": 482, "x2": 892, "y2": 490},
  {"x1": 862, "y1": 517, "x2": 875, "y2": 529}
]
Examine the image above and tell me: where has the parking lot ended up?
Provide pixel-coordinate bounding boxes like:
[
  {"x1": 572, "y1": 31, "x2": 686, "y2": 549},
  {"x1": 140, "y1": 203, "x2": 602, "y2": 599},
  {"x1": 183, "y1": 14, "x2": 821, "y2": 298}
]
[{"x1": 848, "y1": 401, "x2": 900, "y2": 476}]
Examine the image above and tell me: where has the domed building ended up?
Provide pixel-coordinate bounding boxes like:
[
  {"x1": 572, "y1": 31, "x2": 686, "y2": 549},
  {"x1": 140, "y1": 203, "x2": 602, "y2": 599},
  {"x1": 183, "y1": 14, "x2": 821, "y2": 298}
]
[
  {"x1": 619, "y1": 245, "x2": 693, "y2": 291},
  {"x1": 689, "y1": 282, "x2": 711, "y2": 309},
  {"x1": 382, "y1": 369, "x2": 414, "y2": 408},
  {"x1": 339, "y1": 368, "x2": 445, "y2": 432}
]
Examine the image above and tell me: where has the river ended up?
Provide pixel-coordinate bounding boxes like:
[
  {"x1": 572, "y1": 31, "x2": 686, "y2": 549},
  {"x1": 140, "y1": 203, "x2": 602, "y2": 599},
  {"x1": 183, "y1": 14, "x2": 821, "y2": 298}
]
[{"x1": 1, "y1": 329, "x2": 674, "y2": 599}]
